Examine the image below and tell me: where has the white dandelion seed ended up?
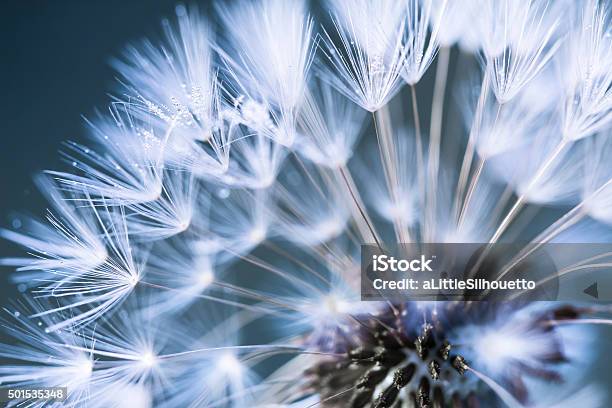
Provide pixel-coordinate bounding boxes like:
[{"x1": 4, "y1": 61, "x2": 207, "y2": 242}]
[
  {"x1": 272, "y1": 161, "x2": 350, "y2": 246},
  {"x1": 206, "y1": 189, "x2": 273, "y2": 258},
  {"x1": 215, "y1": 0, "x2": 315, "y2": 146},
  {"x1": 161, "y1": 312, "x2": 262, "y2": 408},
  {"x1": 482, "y1": 0, "x2": 563, "y2": 104},
  {"x1": 125, "y1": 170, "x2": 197, "y2": 240},
  {"x1": 0, "y1": 176, "x2": 107, "y2": 277},
  {"x1": 114, "y1": 5, "x2": 217, "y2": 138},
  {"x1": 356, "y1": 128, "x2": 419, "y2": 241},
  {"x1": 48, "y1": 106, "x2": 166, "y2": 204},
  {"x1": 30, "y1": 199, "x2": 145, "y2": 332},
  {"x1": 0, "y1": 302, "x2": 94, "y2": 406},
  {"x1": 221, "y1": 130, "x2": 288, "y2": 190},
  {"x1": 561, "y1": 0, "x2": 612, "y2": 140},
  {"x1": 162, "y1": 100, "x2": 231, "y2": 181},
  {"x1": 319, "y1": 0, "x2": 408, "y2": 111},
  {"x1": 143, "y1": 235, "x2": 219, "y2": 314},
  {"x1": 485, "y1": 0, "x2": 612, "y2": 243},
  {"x1": 491, "y1": 126, "x2": 584, "y2": 206},
  {"x1": 401, "y1": 0, "x2": 448, "y2": 85},
  {"x1": 295, "y1": 79, "x2": 367, "y2": 169}
]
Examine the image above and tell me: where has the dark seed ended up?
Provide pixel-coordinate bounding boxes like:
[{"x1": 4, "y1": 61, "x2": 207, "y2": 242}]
[
  {"x1": 415, "y1": 336, "x2": 429, "y2": 360},
  {"x1": 417, "y1": 376, "x2": 431, "y2": 408},
  {"x1": 438, "y1": 340, "x2": 451, "y2": 360},
  {"x1": 451, "y1": 355, "x2": 468, "y2": 375},
  {"x1": 393, "y1": 363, "x2": 416, "y2": 387},
  {"x1": 374, "y1": 385, "x2": 400, "y2": 408},
  {"x1": 356, "y1": 364, "x2": 389, "y2": 389},
  {"x1": 428, "y1": 360, "x2": 440, "y2": 380}
]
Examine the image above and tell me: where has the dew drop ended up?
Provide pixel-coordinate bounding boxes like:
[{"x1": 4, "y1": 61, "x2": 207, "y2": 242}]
[
  {"x1": 217, "y1": 188, "x2": 230, "y2": 199},
  {"x1": 175, "y1": 4, "x2": 187, "y2": 17},
  {"x1": 11, "y1": 218, "x2": 22, "y2": 229}
]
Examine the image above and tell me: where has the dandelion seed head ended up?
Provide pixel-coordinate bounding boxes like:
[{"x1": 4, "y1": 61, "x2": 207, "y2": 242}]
[{"x1": 2, "y1": 1, "x2": 612, "y2": 407}]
